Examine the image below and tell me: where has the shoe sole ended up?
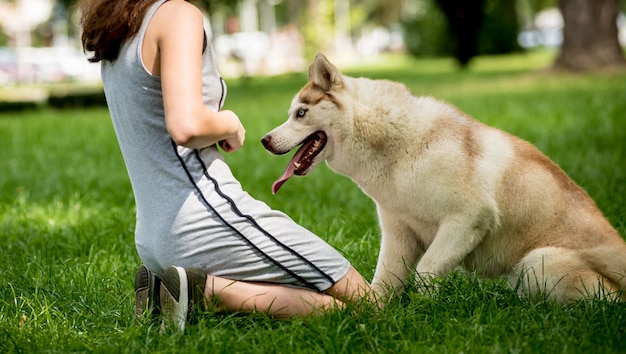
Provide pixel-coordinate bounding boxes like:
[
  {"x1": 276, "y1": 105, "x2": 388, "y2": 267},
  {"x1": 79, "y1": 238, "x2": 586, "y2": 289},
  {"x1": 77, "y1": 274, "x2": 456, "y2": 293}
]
[
  {"x1": 162, "y1": 266, "x2": 189, "y2": 331},
  {"x1": 134, "y1": 265, "x2": 150, "y2": 319},
  {"x1": 134, "y1": 265, "x2": 161, "y2": 322}
]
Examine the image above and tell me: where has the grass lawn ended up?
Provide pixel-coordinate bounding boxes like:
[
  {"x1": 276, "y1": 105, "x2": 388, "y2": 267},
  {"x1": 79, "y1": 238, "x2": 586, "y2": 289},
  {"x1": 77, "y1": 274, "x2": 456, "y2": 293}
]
[{"x1": 1, "y1": 51, "x2": 625, "y2": 353}]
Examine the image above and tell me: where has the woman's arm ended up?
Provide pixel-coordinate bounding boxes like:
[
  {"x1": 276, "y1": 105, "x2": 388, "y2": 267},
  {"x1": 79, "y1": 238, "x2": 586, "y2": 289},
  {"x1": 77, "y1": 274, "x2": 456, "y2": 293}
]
[{"x1": 148, "y1": 0, "x2": 245, "y2": 151}]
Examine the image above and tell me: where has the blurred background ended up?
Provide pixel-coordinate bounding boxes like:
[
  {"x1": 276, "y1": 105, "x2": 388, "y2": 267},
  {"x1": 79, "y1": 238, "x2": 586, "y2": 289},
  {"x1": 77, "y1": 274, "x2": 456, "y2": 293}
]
[{"x1": 0, "y1": 0, "x2": 624, "y2": 86}]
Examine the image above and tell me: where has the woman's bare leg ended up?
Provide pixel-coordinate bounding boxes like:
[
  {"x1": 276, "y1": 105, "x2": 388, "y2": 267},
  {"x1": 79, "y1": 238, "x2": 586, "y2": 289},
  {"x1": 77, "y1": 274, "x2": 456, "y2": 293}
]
[
  {"x1": 204, "y1": 266, "x2": 375, "y2": 318},
  {"x1": 205, "y1": 276, "x2": 344, "y2": 318}
]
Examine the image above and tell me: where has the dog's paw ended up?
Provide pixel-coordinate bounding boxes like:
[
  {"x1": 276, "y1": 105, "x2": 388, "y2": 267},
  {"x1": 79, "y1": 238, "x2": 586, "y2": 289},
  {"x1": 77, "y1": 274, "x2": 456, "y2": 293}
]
[{"x1": 414, "y1": 272, "x2": 441, "y2": 297}]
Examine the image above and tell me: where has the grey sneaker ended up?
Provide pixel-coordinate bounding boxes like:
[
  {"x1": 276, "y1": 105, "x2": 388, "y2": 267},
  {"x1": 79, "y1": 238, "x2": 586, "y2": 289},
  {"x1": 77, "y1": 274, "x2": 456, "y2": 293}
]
[
  {"x1": 160, "y1": 266, "x2": 207, "y2": 331},
  {"x1": 134, "y1": 264, "x2": 161, "y2": 322}
]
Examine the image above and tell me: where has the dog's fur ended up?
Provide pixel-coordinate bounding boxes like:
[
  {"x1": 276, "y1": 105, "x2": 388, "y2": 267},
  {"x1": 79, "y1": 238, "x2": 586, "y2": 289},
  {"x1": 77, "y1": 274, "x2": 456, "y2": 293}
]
[{"x1": 261, "y1": 53, "x2": 626, "y2": 302}]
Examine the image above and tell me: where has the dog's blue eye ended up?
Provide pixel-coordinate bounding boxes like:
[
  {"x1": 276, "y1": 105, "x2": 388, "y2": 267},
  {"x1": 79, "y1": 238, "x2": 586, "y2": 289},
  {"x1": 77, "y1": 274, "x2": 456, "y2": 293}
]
[{"x1": 296, "y1": 108, "x2": 307, "y2": 118}]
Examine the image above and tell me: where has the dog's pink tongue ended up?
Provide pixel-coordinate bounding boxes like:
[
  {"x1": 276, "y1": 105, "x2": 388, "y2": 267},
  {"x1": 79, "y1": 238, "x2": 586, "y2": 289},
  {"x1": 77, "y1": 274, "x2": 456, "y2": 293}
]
[
  {"x1": 272, "y1": 145, "x2": 308, "y2": 194},
  {"x1": 272, "y1": 164, "x2": 295, "y2": 194}
]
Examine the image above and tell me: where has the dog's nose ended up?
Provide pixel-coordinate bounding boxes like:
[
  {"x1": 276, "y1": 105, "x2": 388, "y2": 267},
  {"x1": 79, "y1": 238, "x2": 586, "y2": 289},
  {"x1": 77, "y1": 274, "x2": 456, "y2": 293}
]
[{"x1": 261, "y1": 135, "x2": 271, "y2": 148}]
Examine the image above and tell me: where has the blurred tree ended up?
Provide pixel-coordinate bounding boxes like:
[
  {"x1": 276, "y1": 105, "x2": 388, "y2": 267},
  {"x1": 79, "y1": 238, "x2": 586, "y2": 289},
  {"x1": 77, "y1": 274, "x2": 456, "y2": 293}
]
[
  {"x1": 554, "y1": 0, "x2": 625, "y2": 71},
  {"x1": 366, "y1": 0, "x2": 403, "y2": 27},
  {"x1": 402, "y1": 0, "x2": 454, "y2": 58},
  {"x1": 435, "y1": 0, "x2": 486, "y2": 67},
  {"x1": 403, "y1": 0, "x2": 520, "y2": 67},
  {"x1": 301, "y1": 0, "x2": 334, "y2": 58},
  {"x1": 478, "y1": 0, "x2": 520, "y2": 55}
]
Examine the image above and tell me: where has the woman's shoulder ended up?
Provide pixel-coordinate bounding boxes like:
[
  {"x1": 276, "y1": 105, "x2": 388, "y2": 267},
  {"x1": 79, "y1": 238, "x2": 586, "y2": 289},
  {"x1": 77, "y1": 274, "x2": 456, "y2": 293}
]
[{"x1": 156, "y1": 0, "x2": 203, "y2": 21}]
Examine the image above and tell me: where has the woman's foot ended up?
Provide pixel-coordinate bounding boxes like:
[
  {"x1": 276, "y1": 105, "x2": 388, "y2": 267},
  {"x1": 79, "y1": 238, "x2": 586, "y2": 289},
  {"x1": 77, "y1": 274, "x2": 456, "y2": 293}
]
[
  {"x1": 159, "y1": 266, "x2": 208, "y2": 331},
  {"x1": 134, "y1": 264, "x2": 161, "y2": 322}
]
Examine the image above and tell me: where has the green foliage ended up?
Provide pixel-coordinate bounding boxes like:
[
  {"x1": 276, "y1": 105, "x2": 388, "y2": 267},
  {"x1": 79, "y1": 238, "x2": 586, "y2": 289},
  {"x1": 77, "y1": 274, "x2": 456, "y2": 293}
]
[
  {"x1": 0, "y1": 85, "x2": 106, "y2": 113},
  {"x1": 300, "y1": 0, "x2": 336, "y2": 61},
  {"x1": 403, "y1": 0, "x2": 521, "y2": 60},
  {"x1": 402, "y1": 0, "x2": 454, "y2": 58},
  {"x1": 478, "y1": 0, "x2": 521, "y2": 54},
  {"x1": 1, "y1": 52, "x2": 625, "y2": 353},
  {"x1": 47, "y1": 88, "x2": 107, "y2": 109},
  {"x1": 0, "y1": 100, "x2": 41, "y2": 112}
]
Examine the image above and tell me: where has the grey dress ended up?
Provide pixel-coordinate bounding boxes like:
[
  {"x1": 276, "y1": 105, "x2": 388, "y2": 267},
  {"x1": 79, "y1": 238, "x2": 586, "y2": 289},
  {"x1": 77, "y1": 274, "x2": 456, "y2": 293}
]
[{"x1": 100, "y1": 0, "x2": 350, "y2": 291}]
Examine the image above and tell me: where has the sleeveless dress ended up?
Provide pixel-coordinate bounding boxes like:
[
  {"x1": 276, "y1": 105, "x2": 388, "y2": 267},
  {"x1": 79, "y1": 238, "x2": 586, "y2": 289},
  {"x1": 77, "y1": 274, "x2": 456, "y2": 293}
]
[{"x1": 100, "y1": 0, "x2": 349, "y2": 291}]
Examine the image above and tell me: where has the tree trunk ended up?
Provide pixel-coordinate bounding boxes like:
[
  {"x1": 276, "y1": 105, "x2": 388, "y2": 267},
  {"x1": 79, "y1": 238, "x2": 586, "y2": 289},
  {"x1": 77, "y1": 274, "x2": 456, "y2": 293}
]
[
  {"x1": 436, "y1": 0, "x2": 486, "y2": 68},
  {"x1": 554, "y1": 0, "x2": 625, "y2": 71}
]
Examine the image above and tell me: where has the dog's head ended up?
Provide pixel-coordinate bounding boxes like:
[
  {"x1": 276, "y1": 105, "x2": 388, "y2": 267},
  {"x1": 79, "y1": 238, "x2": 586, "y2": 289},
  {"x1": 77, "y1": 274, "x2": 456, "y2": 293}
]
[{"x1": 261, "y1": 53, "x2": 346, "y2": 194}]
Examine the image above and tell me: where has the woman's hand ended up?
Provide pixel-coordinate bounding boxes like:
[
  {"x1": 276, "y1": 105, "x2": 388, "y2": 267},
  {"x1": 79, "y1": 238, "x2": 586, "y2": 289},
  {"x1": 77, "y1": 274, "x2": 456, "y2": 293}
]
[{"x1": 217, "y1": 110, "x2": 246, "y2": 153}]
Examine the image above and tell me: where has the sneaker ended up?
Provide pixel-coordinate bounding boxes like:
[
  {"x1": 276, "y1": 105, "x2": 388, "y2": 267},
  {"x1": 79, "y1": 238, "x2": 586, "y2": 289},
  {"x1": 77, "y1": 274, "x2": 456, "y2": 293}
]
[
  {"x1": 160, "y1": 266, "x2": 207, "y2": 331},
  {"x1": 134, "y1": 264, "x2": 161, "y2": 322}
]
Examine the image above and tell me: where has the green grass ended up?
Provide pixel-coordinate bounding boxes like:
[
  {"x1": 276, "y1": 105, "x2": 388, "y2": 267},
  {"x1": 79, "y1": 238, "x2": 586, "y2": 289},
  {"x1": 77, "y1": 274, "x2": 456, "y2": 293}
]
[{"x1": 1, "y1": 51, "x2": 625, "y2": 353}]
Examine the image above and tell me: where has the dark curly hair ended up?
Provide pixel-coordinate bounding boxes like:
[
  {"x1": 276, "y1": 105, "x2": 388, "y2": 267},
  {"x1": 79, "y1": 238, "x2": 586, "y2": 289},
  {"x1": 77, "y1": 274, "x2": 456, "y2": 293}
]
[{"x1": 78, "y1": 0, "x2": 159, "y2": 62}]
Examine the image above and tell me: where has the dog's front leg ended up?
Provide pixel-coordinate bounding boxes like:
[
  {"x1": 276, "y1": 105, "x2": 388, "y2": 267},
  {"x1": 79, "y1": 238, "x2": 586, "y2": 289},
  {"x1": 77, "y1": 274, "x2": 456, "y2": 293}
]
[
  {"x1": 371, "y1": 208, "x2": 422, "y2": 299},
  {"x1": 415, "y1": 212, "x2": 492, "y2": 280}
]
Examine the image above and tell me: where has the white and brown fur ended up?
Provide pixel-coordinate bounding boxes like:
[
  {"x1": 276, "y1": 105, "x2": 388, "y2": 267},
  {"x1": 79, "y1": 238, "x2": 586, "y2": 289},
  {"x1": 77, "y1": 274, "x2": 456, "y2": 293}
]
[{"x1": 262, "y1": 53, "x2": 626, "y2": 302}]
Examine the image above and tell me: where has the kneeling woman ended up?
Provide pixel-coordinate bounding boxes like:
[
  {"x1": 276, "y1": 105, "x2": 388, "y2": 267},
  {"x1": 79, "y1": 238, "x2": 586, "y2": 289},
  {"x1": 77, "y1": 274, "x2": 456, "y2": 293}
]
[{"x1": 78, "y1": 0, "x2": 374, "y2": 330}]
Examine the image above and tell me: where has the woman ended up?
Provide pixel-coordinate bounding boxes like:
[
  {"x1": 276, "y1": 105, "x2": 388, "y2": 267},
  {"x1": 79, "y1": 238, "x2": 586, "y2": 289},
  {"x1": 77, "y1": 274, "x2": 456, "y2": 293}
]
[{"x1": 79, "y1": 0, "x2": 374, "y2": 330}]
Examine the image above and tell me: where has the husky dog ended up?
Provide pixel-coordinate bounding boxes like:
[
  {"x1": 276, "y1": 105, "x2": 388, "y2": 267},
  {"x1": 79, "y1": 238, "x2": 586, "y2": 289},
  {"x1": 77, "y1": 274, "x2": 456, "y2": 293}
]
[{"x1": 261, "y1": 53, "x2": 626, "y2": 302}]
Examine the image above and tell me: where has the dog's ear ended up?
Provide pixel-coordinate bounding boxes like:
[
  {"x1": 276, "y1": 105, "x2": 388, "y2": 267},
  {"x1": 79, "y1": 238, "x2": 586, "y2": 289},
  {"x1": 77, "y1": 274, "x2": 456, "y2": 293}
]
[{"x1": 308, "y1": 53, "x2": 343, "y2": 92}]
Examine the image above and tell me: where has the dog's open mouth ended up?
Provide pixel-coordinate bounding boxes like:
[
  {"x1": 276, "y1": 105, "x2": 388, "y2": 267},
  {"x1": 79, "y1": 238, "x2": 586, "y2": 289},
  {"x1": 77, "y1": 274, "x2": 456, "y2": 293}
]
[{"x1": 272, "y1": 131, "x2": 327, "y2": 194}]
